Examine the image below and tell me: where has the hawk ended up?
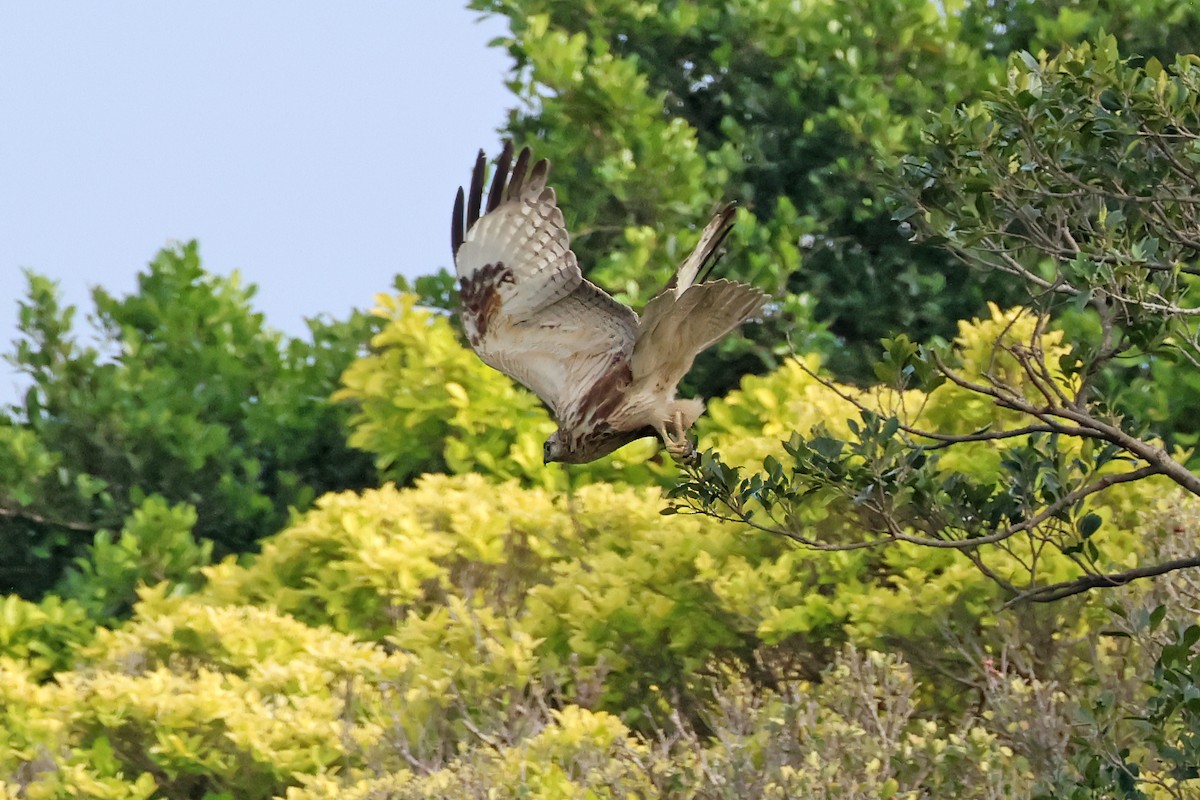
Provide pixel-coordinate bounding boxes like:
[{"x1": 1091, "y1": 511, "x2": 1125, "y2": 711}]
[{"x1": 451, "y1": 143, "x2": 767, "y2": 465}]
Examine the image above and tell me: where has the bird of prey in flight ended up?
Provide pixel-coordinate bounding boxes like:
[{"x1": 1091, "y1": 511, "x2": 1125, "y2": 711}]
[{"x1": 451, "y1": 143, "x2": 766, "y2": 465}]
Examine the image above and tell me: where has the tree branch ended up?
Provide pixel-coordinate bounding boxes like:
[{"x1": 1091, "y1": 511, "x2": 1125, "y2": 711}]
[
  {"x1": 1006, "y1": 555, "x2": 1200, "y2": 605},
  {"x1": 0, "y1": 503, "x2": 101, "y2": 533}
]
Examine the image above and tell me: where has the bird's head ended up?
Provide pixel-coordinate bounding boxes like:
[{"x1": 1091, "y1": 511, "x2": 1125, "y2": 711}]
[{"x1": 543, "y1": 432, "x2": 567, "y2": 464}]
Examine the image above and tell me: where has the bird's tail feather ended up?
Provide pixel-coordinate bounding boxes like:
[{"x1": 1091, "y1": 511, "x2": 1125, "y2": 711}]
[
  {"x1": 668, "y1": 204, "x2": 737, "y2": 296},
  {"x1": 631, "y1": 280, "x2": 767, "y2": 387}
]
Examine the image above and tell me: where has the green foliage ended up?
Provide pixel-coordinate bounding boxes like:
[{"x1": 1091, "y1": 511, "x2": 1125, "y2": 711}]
[
  {"x1": 959, "y1": 0, "x2": 1200, "y2": 63},
  {"x1": 895, "y1": 40, "x2": 1200, "y2": 453},
  {"x1": 677, "y1": 304, "x2": 1163, "y2": 601},
  {"x1": 1022, "y1": 606, "x2": 1200, "y2": 799},
  {"x1": 334, "y1": 293, "x2": 682, "y2": 488},
  {"x1": 465, "y1": 0, "x2": 1200, "y2": 384},
  {"x1": 199, "y1": 475, "x2": 776, "y2": 718},
  {"x1": 468, "y1": 0, "x2": 1028, "y2": 381},
  {"x1": 677, "y1": 38, "x2": 1200, "y2": 607},
  {"x1": 0, "y1": 594, "x2": 92, "y2": 680},
  {"x1": 897, "y1": 40, "x2": 1200, "y2": 328},
  {"x1": 1147, "y1": 624, "x2": 1200, "y2": 778},
  {"x1": 55, "y1": 497, "x2": 210, "y2": 624},
  {"x1": 334, "y1": 294, "x2": 555, "y2": 485},
  {"x1": 0, "y1": 243, "x2": 378, "y2": 599}
]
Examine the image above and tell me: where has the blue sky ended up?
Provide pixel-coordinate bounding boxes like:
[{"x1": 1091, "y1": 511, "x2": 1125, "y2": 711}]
[{"x1": 0, "y1": 4, "x2": 512, "y2": 398}]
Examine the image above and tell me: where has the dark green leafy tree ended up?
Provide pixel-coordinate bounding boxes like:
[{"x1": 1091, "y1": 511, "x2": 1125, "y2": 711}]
[
  {"x1": 465, "y1": 0, "x2": 1005, "y2": 384},
  {"x1": 961, "y1": 0, "x2": 1200, "y2": 61},
  {"x1": 0, "y1": 243, "x2": 379, "y2": 597},
  {"x1": 465, "y1": 0, "x2": 1200, "y2": 386},
  {"x1": 673, "y1": 40, "x2": 1200, "y2": 604}
]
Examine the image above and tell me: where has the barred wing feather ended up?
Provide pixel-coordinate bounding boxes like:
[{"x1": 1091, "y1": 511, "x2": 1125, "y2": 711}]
[{"x1": 451, "y1": 143, "x2": 637, "y2": 419}]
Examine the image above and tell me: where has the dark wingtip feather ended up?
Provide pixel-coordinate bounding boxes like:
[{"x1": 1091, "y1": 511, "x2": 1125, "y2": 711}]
[
  {"x1": 486, "y1": 141, "x2": 515, "y2": 213},
  {"x1": 466, "y1": 149, "x2": 486, "y2": 229},
  {"x1": 506, "y1": 147, "x2": 532, "y2": 202},
  {"x1": 451, "y1": 187, "x2": 465, "y2": 258},
  {"x1": 454, "y1": 142, "x2": 546, "y2": 259},
  {"x1": 528, "y1": 157, "x2": 550, "y2": 190}
]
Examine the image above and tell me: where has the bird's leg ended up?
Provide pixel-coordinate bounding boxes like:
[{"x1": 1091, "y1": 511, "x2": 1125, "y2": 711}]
[{"x1": 662, "y1": 409, "x2": 697, "y2": 464}]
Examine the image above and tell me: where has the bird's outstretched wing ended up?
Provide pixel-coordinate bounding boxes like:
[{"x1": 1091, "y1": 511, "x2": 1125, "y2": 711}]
[
  {"x1": 451, "y1": 143, "x2": 637, "y2": 419},
  {"x1": 629, "y1": 207, "x2": 767, "y2": 394}
]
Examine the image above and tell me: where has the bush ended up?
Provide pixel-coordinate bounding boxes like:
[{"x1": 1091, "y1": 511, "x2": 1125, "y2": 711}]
[
  {"x1": 0, "y1": 440, "x2": 1193, "y2": 798},
  {"x1": 55, "y1": 497, "x2": 210, "y2": 624},
  {"x1": 0, "y1": 245, "x2": 378, "y2": 598},
  {"x1": 0, "y1": 594, "x2": 92, "y2": 680},
  {"x1": 334, "y1": 294, "x2": 676, "y2": 489}
]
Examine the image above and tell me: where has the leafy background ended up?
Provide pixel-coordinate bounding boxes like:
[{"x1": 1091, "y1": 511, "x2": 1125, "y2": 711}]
[{"x1": 3, "y1": 1, "x2": 1200, "y2": 797}]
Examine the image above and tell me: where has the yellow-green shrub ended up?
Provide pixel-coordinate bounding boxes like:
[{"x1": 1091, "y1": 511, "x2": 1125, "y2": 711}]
[
  {"x1": 93, "y1": 604, "x2": 399, "y2": 791},
  {"x1": 0, "y1": 586, "x2": 418, "y2": 800},
  {"x1": 0, "y1": 594, "x2": 92, "y2": 679},
  {"x1": 3, "y1": 295, "x2": 1185, "y2": 798},
  {"x1": 334, "y1": 294, "x2": 553, "y2": 485},
  {"x1": 200, "y1": 475, "x2": 783, "y2": 717},
  {"x1": 284, "y1": 705, "x2": 657, "y2": 800},
  {"x1": 0, "y1": 460, "x2": 1175, "y2": 799},
  {"x1": 199, "y1": 474, "x2": 598, "y2": 639},
  {"x1": 56, "y1": 496, "x2": 210, "y2": 624},
  {"x1": 694, "y1": 305, "x2": 1164, "y2": 652},
  {"x1": 193, "y1": 469, "x2": 1100, "y2": 727},
  {"x1": 281, "y1": 647, "x2": 1033, "y2": 800},
  {"x1": 334, "y1": 294, "x2": 673, "y2": 489}
]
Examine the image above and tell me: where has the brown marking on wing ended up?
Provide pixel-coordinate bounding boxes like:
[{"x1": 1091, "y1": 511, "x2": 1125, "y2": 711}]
[
  {"x1": 459, "y1": 261, "x2": 514, "y2": 344},
  {"x1": 571, "y1": 358, "x2": 633, "y2": 425}
]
